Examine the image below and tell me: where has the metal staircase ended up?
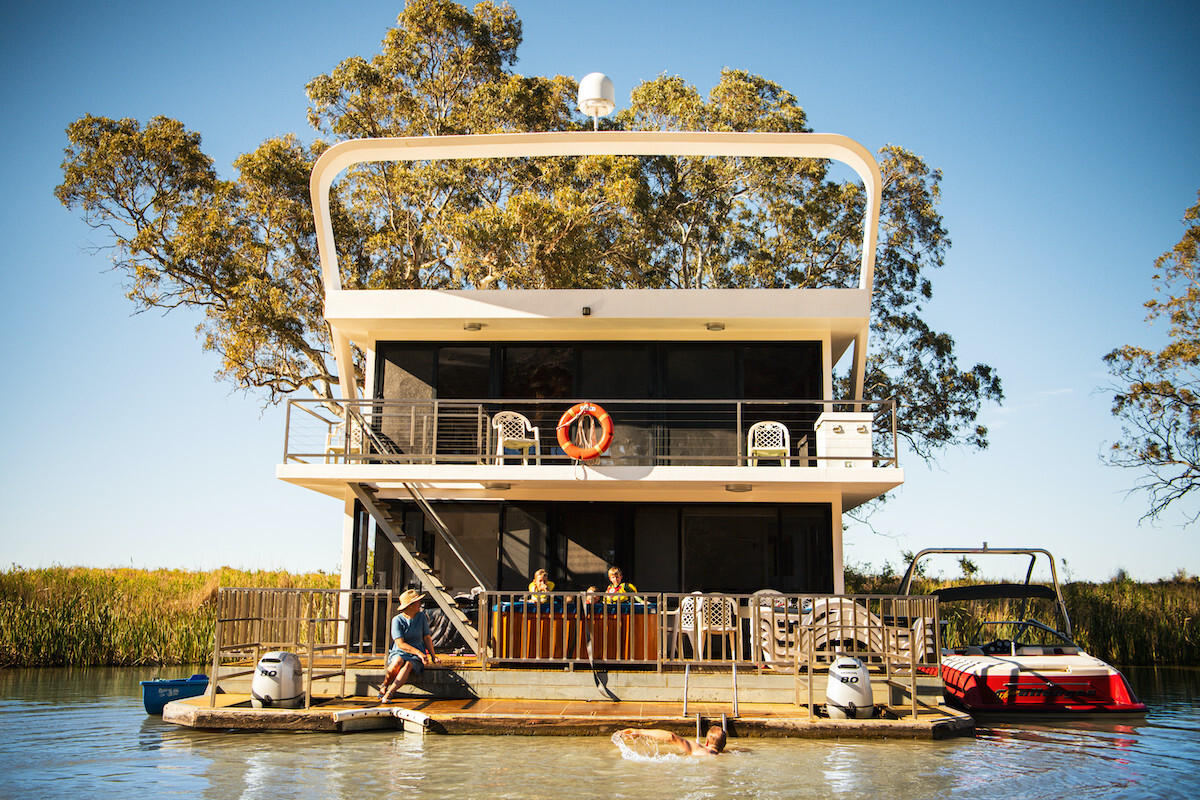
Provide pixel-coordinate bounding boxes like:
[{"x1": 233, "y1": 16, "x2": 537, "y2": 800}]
[{"x1": 349, "y1": 482, "x2": 486, "y2": 655}]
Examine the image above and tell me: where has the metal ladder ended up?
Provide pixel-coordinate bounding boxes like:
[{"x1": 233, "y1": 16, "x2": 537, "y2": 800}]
[{"x1": 349, "y1": 482, "x2": 485, "y2": 655}]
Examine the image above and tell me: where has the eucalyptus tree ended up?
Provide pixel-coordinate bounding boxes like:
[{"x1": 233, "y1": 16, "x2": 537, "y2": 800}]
[
  {"x1": 56, "y1": 0, "x2": 1000, "y2": 458},
  {"x1": 620, "y1": 70, "x2": 1002, "y2": 457},
  {"x1": 1106, "y1": 192, "x2": 1200, "y2": 521}
]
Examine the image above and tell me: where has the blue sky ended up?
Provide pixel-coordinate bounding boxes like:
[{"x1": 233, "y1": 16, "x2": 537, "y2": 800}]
[{"x1": 1, "y1": 1, "x2": 1196, "y2": 580}]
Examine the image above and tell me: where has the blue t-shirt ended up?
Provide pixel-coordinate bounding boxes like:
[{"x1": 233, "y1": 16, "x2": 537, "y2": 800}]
[{"x1": 389, "y1": 610, "x2": 432, "y2": 661}]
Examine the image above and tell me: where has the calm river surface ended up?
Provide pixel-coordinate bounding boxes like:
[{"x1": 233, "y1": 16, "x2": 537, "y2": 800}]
[{"x1": 0, "y1": 666, "x2": 1197, "y2": 799}]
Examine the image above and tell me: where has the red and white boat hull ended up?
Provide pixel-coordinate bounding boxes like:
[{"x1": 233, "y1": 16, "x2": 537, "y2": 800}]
[{"x1": 940, "y1": 652, "x2": 1146, "y2": 713}]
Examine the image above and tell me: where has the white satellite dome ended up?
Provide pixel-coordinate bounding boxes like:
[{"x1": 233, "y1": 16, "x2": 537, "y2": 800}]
[{"x1": 577, "y1": 72, "x2": 616, "y2": 128}]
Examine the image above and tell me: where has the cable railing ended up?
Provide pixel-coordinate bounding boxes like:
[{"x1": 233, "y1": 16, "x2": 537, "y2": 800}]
[
  {"x1": 283, "y1": 397, "x2": 898, "y2": 468},
  {"x1": 479, "y1": 590, "x2": 938, "y2": 717},
  {"x1": 208, "y1": 587, "x2": 938, "y2": 718}
]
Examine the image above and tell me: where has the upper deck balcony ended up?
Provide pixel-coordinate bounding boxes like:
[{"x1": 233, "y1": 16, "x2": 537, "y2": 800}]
[
  {"x1": 277, "y1": 396, "x2": 903, "y2": 508},
  {"x1": 285, "y1": 132, "x2": 899, "y2": 507}
]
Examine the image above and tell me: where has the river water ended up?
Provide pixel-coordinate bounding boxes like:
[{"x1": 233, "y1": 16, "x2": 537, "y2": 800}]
[{"x1": 0, "y1": 666, "x2": 1196, "y2": 799}]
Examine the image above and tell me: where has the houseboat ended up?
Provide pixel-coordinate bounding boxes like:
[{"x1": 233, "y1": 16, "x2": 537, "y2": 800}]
[{"x1": 191, "y1": 126, "x2": 963, "y2": 733}]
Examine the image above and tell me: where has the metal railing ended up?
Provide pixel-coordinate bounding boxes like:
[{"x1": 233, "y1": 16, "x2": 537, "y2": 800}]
[
  {"x1": 209, "y1": 587, "x2": 938, "y2": 717},
  {"x1": 209, "y1": 587, "x2": 397, "y2": 708},
  {"x1": 283, "y1": 397, "x2": 899, "y2": 468},
  {"x1": 479, "y1": 590, "x2": 939, "y2": 716}
]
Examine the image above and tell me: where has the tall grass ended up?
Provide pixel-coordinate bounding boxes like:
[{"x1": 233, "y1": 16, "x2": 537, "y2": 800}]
[
  {"x1": 4, "y1": 566, "x2": 1197, "y2": 667},
  {"x1": 1064, "y1": 580, "x2": 1200, "y2": 666},
  {"x1": 0, "y1": 566, "x2": 338, "y2": 667}
]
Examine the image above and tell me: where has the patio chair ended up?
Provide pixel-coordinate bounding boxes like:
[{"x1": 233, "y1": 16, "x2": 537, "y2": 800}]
[
  {"x1": 676, "y1": 594, "x2": 741, "y2": 661},
  {"x1": 492, "y1": 411, "x2": 540, "y2": 464},
  {"x1": 802, "y1": 597, "x2": 889, "y2": 662},
  {"x1": 750, "y1": 590, "x2": 793, "y2": 665},
  {"x1": 324, "y1": 421, "x2": 362, "y2": 463},
  {"x1": 748, "y1": 421, "x2": 790, "y2": 466}
]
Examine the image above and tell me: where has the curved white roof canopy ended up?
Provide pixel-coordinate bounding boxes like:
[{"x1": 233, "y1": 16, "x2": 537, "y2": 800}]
[{"x1": 309, "y1": 131, "x2": 883, "y2": 400}]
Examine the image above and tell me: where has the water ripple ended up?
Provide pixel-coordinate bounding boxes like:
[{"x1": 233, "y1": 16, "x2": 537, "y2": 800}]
[{"x1": 1, "y1": 666, "x2": 1197, "y2": 799}]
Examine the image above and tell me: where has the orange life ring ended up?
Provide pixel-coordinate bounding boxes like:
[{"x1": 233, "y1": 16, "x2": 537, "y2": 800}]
[{"x1": 556, "y1": 402, "x2": 614, "y2": 460}]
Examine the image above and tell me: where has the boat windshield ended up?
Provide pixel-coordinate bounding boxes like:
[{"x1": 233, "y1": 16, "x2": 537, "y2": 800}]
[{"x1": 901, "y1": 547, "x2": 1076, "y2": 650}]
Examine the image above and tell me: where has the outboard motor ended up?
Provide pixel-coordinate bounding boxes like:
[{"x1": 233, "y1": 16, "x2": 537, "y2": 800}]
[
  {"x1": 250, "y1": 651, "x2": 305, "y2": 709},
  {"x1": 825, "y1": 656, "x2": 874, "y2": 719}
]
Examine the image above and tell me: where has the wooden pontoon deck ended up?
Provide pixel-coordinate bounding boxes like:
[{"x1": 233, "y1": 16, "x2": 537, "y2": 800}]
[
  {"x1": 168, "y1": 654, "x2": 970, "y2": 739},
  {"x1": 165, "y1": 691, "x2": 972, "y2": 739}
]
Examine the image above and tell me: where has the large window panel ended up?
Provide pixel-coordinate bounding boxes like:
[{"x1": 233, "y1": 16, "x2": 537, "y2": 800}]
[
  {"x1": 633, "y1": 507, "x2": 680, "y2": 592},
  {"x1": 501, "y1": 346, "x2": 574, "y2": 398},
  {"x1": 743, "y1": 344, "x2": 823, "y2": 463},
  {"x1": 663, "y1": 346, "x2": 738, "y2": 464},
  {"x1": 560, "y1": 507, "x2": 618, "y2": 590},
  {"x1": 431, "y1": 505, "x2": 500, "y2": 593},
  {"x1": 437, "y1": 346, "x2": 491, "y2": 398},
  {"x1": 778, "y1": 506, "x2": 834, "y2": 592},
  {"x1": 500, "y1": 505, "x2": 550, "y2": 591},
  {"x1": 681, "y1": 507, "x2": 774, "y2": 593}
]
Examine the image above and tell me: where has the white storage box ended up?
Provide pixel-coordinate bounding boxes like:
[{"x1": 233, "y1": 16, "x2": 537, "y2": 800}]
[{"x1": 815, "y1": 412, "x2": 874, "y2": 468}]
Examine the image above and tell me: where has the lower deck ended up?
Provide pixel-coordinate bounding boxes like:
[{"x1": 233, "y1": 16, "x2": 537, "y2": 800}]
[
  {"x1": 166, "y1": 689, "x2": 972, "y2": 740},
  {"x1": 169, "y1": 654, "x2": 970, "y2": 739}
]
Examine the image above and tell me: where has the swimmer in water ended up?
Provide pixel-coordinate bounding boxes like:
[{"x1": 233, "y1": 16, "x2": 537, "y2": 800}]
[{"x1": 616, "y1": 726, "x2": 727, "y2": 757}]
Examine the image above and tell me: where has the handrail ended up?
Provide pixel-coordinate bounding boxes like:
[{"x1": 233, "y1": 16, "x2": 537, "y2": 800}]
[
  {"x1": 209, "y1": 587, "x2": 396, "y2": 707},
  {"x1": 284, "y1": 397, "x2": 900, "y2": 468},
  {"x1": 209, "y1": 587, "x2": 939, "y2": 718}
]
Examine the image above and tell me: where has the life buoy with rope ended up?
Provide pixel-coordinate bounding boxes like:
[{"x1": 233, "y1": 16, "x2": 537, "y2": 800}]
[{"x1": 556, "y1": 402, "x2": 614, "y2": 461}]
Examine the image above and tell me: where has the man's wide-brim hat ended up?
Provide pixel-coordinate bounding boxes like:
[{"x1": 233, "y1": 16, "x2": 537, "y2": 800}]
[{"x1": 399, "y1": 589, "x2": 426, "y2": 609}]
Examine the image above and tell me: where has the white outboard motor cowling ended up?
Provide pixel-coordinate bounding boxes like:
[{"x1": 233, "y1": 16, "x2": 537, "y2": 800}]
[
  {"x1": 825, "y1": 656, "x2": 874, "y2": 719},
  {"x1": 251, "y1": 651, "x2": 305, "y2": 709}
]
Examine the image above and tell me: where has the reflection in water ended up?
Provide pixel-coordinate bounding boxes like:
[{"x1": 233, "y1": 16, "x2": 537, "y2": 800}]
[{"x1": 0, "y1": 666, "x2": 1196, "y2": 799}]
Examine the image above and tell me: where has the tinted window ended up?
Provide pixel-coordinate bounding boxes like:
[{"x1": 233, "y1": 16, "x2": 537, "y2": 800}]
[
  {"x1": 577, "y1": 345, "x2": 653, "y2": 399},
  {"x1": 501, "y1": 346, "x2": 574, "y2": 399},
  {"x1": 377, "y1": 345, "x2": 434, "y2": 400},
  {"x1": 437, "y1": 347, "x2": 490, "y2": 398},
  {"x1": 743, "y1": 344, "x2": 821, "y2": 399},
  {"x1": 664, "y1": 346, "x2": 736, "y2": 399}
]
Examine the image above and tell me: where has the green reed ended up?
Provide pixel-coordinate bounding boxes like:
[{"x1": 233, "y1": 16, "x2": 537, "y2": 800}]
[
  {"x1": 0, "y1": 566, "x2": 338, "y2": 667},
  {"x1": 5, "y1": 566, "x2": 1196, "y2": 667}
]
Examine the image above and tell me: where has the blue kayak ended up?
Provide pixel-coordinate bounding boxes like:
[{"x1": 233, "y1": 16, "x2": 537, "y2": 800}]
[{"x1": 140, "y1": 674, "x2": 209, "y2": 714}]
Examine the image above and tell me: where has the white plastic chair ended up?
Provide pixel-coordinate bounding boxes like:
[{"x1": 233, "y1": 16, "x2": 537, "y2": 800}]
[
  {"x1": 677, "y1": 594, "x2": 741, "y2": 661},
  {"x1": 750, "y1": 589, "x2": 790, "y2": 664},
  {"x1": 492, "y1": 411, "x2": 540, "y2": 464},
  {"x1": 748, "y1": 421, "x2": 790, "y2": 466},
  {"x1": 324, "y1": 421, "x2": 361, "y2": 463},
  {"x1": 802, "y1": 597, "x2": 887, "y2": 662}
]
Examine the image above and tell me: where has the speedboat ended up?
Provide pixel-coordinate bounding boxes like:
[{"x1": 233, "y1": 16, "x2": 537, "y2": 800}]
[{"x1": 900, "y1": 547, "x2": 1146, "y2": 714}]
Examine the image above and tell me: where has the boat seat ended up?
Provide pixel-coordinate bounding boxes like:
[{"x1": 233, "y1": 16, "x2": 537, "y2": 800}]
[{"x1": 1015, "y1": 645, "x2": 1079, "y2": 656}]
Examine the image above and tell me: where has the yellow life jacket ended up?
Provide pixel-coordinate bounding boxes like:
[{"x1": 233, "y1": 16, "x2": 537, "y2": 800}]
[
  {"x1": 528, "y1": 579, "x2": 555, "y2": 603},
  {"x1": 604, "y1": 582, "x2": 638, "y2": 603}
]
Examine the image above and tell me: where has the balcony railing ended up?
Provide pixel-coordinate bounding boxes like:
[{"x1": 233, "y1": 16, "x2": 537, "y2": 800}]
[
  {"x1": 283, "y1": 397, "x2": 898, "y2": 468},
  {"x1": 208, "y1": 588, "x2": 938, "y2": 717}
]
